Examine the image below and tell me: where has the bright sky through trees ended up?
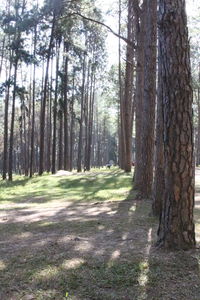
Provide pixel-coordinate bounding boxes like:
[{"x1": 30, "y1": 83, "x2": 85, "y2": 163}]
[{"x1": 98, "y1": 0, "x2": 200, "y2": 66}]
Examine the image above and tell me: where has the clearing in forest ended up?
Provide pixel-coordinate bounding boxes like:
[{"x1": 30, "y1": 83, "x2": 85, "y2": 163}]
[{"x1": 0, "y1": 168, "x2": 200, "y2": 300}]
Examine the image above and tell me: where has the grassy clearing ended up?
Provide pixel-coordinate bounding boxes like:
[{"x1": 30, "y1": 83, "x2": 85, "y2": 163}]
[
  {"x1": 0, "y1": 168, "x2": 134, "y2": 206},
  {"x1": 0, "y1": 168, "x2": 200, "y2": 299}
]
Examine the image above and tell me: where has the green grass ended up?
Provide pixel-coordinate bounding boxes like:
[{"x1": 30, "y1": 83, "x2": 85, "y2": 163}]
[{"x1": 0, "y1": 168, "x2": 134, "y2": 206}]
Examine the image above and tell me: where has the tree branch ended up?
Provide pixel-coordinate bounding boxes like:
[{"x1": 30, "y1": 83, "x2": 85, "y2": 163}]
[{"x1": 59, "y1": 12, "x2": 136, "y2": 48}]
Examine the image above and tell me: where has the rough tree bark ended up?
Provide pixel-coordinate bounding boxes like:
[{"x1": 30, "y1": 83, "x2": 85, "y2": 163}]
[
  {"x1": 134, "y1": 0, "x2": 157, "y2": 198},
  {"x1": 196, "y1": 64, "x2": 200, "y2": 166},
  {"x1": 134, "y1": 1, "x2": 146, "y2": 188},
  {"x1": 157, "y1": 0, "x2": 196, "y2": 249},
  {"x1": 152, "y1": 38, "x2": 164, "y2": 216},
  {"x1": 123, "y1": 0, "x2": 135, "y2": 173}
]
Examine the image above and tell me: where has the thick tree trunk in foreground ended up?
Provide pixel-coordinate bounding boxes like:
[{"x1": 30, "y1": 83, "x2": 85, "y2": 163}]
[
  {"x1": 196, "y1": 65, "x2": 200, "y2": 166},
  {"x1": 157, "y1": 0, "x2": 195, "y2": 249}
]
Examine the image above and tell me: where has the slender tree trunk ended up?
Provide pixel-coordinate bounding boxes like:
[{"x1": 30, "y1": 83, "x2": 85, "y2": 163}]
[
  {"x1": 70, "y1": 71, "x2": 75, "y2": 171},
  {"x1": 52, "y1": 41, "x2": 60, "y2": 174},
  {"x1": 77, "y1": 54, "x2": 86, "y2": 172},
  {"x1": 86, "y1": 73, "x2": 95, "y2": 171},
  {"x1": 0, "y1": 35, "x2": 5, "y2": 78},
  {"x1": 8, "y1": 59, "x2": 18, "y2": 181},
  {"x1": 63, "y1": 42, "x2": 70, "y2": 171},
  {"x1": 30, "y1": 26, "x2": 37, "y2": 178},
  {"x1": 46, "y1": 60, "x2": 53, "y2": 173},
  {"x1": 157, "y1": 0, "x2": 195, "y2": 249},
  {"x1": 2, "y1": 59, "x2": 12, "y2": 180},
  {"x1": 84, "y1": 61, "x2": 90, "y2": 169},
  {"x1": 23, "y1": 105, "x2": 28, "y2": 176},
  {"x1": 58, "y1": 111, "x2": 63, "y2": 170},
  {"x1": 39, "y1": 15, "x2": 55, "y2": 175},
  {"x1": 123, "y1": 0, "x2": 135, "y2": 173},
  {"x1": 118, "y1": 0, "x2": 125, "y2": 169}
]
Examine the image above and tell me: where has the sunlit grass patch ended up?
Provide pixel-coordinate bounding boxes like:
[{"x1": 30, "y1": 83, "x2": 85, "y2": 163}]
[{"x1": 0, "y1": 168, "x2": 133, "y2": 205}]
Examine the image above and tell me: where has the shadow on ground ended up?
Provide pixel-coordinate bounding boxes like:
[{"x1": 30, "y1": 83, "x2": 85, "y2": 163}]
[{"x1": 0, "y1": 172, "x2": 200, "y2": 299}]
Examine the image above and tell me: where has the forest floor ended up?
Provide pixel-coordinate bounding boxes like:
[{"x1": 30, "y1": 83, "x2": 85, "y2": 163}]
[{"x1": 0, "y1": 168, "x2": 200, "y2": 300}]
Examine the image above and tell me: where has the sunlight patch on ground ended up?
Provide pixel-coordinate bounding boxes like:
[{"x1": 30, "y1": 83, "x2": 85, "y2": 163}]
[
  {"x1": 129, "y1": 205, "x2": 136, "y2": 212},
  {"x1": 0, "y1": 260, "x2": 6, "y2": 271},
  {"x1": 34, "y1": 266, "x2": 59, "y2": 280},
  {"x1": 62, "y1": 258, "x2": 85, "y2": 270},
  {"x1": 74, "y1": 240, "x2": 93, "y2": 253},
  {"x1": 13, "y1": 232, "x2": 33, "y2": 239},
  {"x1": 110, "y1": 250, "x2": 121, "y2": 261},
  {"x1": 137, "y1": 228, "x2": 152, "y2": 298},
  {"x1": 52, "y1": 170, "x2": 73, "y2": 176}
]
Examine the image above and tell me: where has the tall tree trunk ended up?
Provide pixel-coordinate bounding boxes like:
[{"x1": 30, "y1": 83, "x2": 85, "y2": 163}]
[
  {"x1": 58, "y1": 109, "x2": 63, "y2": 170},
  {"x1": 134, "y1": 1, "x2": 146, "y2": 188},
  {"x1": 196, "y1": 64, "x2": 200, "y2": 166},
  {"x1": 84, "y1": 61, "x2": 90, "y2": 169},
  {"x1": 157, "y1": 0, "x2": 195, "y2": 249},
  {"x1": 123, "y1": 0, "x2": 135, "y2": 173},
  {"x1": 63, "y1": 42, "x2": 70, "y2": 171},
  {"x1": 136, "y1": 0, "x2": 157, "y2": 198},
  {"x1": 152, "y1": 25, "x2": 164, "y2": 216},
  {"x1": 69, "y1": 70, "x2": 75, "y2": 171},
  {"x1": 0, "y1": 35, "x2": 5, "y2": 78},
  {"x1": 2, "y1": 59, "x2": 12, "y2": 180},
  {"x1": 52, "y1": 41, "x2": 60, "y2": 174},
  {"x1": 86, "y1": 73, "x2": 95, "y2": 171},
  {"x1": 118, "y1": 0, "x2": 125, "y2": 169},
  {"x1": 46, "y1": 60, "x2": 53, "y2": 173},
  {"x1": 77, "y1": 54, "x2": 86, "y2": 172},
  {"x1": 8, "y1": 59, "x2": 18, "y2": 181},
  {"x1": 30, "y1": 25, "x2": 37, "y2": 178},
  {"x1": 39, "y1": 15, "x2": 55, "y2": 175},
  {"x1": 2, "y1": 3, "x2": 13, "y2": 180}
]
